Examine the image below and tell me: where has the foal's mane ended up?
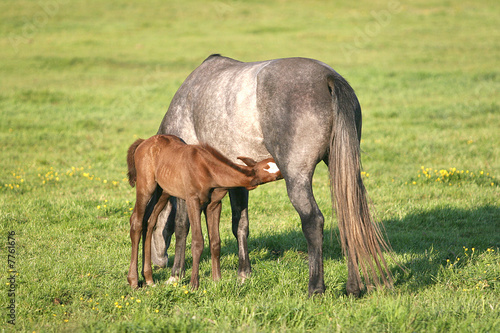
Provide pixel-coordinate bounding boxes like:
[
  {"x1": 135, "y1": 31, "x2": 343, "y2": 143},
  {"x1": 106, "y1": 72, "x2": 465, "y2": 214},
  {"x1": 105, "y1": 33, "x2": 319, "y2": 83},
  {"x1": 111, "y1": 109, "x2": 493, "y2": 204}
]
[{"x1": 199, "y1": 143, "x2": 253, "y2": 177}]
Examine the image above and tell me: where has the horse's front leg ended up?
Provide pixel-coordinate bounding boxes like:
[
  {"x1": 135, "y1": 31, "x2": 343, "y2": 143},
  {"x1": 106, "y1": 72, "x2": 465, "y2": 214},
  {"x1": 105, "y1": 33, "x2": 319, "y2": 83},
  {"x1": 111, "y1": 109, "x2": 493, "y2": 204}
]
[
  {"x1": 166, "y1": 198, "x2": 189, "y2": 284},
  {"x1": 186, "y1": 198, "x2": 203, "y2": 290},
  {"x1": 229, "y1": 188, "x2": 251, "y2": 281},
  {"x1": 143, "y1": 192, "x2": 170, "y2": 286},
  {"x1": 206, "y1": 189, "x2": 227, "y2": 281}
]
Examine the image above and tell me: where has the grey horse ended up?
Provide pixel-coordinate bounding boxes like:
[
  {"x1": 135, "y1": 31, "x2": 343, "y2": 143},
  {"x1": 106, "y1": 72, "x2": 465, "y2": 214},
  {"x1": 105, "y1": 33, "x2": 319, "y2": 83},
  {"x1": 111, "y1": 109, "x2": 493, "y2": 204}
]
[{"x1": 148, "y1": 54, "x2": 392, "y2": 296}]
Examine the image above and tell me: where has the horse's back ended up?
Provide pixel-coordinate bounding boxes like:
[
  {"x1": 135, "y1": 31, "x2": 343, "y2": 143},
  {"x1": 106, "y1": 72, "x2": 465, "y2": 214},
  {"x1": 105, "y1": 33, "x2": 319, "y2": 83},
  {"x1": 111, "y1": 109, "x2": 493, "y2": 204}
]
[
  {"x1": 158, "y1": 55, "x2": 338, "y2": 165},
  {"x1": 159, "y1": 55, "x2": 270, "y2": 160},
  {"x1": 255, "y1": 58, "x2": 337, "y2": 168}
]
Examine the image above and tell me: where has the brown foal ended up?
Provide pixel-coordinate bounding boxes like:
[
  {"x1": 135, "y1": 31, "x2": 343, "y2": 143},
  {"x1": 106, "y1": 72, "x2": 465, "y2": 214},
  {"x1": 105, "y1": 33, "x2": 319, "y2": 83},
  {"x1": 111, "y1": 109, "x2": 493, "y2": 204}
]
[{"x1": 126, "y1": 134, "x2": 282, "y2": 289}]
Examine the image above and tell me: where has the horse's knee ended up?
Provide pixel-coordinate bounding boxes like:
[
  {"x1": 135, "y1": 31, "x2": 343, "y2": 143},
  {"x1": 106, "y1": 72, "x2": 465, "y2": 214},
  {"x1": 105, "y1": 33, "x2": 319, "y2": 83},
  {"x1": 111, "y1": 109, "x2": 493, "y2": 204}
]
[
  {"x1": 301, "y1": 212, "x2": 324, "y2": 241},
  {"x1": 130, "y1": 215, "x2": 142, "y2": 235},
  {"x1": 286, "y1": 182, "x2": 324, "y2": 241},
  {"x1": 210, "y1": 241, "x2": 221, "y2": 256},
  {"x1": 146, "y1": 218, "x2": 157, "y2": 234},
  {"x1": 191, "y1": 235, "x2": 204, "y2": 256}
]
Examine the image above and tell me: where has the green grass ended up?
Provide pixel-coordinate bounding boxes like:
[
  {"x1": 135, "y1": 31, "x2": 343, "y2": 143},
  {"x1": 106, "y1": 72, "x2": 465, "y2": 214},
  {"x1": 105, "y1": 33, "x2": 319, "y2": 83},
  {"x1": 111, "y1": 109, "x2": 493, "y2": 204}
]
[{"x1": 1, "y1": 0, "x2": 499, "y2": 331}]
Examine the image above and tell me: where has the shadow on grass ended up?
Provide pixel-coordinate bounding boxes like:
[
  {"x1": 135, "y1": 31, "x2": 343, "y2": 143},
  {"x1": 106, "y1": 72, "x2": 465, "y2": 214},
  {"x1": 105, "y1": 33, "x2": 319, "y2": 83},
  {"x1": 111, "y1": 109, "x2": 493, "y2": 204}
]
[
  {"x1": 154, "y1": 204, "x2": 499, "y2": 291},
  {"x1": 382, "y1": 204, "x2": 500, "y2": 291}
]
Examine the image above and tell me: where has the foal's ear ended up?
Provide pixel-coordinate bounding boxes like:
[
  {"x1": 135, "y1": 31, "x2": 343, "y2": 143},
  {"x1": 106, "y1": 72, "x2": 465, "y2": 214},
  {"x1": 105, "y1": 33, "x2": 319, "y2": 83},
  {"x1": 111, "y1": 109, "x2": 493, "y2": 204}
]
[{"x1": 237, "y1": 156, "x2": 257, "y2": 167}]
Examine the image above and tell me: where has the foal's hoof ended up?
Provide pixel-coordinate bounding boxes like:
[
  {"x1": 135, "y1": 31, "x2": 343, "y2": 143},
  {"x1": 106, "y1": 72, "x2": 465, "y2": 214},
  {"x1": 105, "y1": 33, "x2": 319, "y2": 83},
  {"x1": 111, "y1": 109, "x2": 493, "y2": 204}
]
[
  {"x1": 127, "y1": 278, "x2": 139, "y2": 289},
  {"x1": 128, "y1": 282, "x2": 140, "y2": 289}
]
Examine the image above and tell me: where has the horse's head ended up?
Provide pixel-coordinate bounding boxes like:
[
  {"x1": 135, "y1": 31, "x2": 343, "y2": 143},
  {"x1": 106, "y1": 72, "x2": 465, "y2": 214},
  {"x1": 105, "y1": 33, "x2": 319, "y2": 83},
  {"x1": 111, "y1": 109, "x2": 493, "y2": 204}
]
[{"x1": 238, "y1": 157, "x2": 283, "y2": 190}]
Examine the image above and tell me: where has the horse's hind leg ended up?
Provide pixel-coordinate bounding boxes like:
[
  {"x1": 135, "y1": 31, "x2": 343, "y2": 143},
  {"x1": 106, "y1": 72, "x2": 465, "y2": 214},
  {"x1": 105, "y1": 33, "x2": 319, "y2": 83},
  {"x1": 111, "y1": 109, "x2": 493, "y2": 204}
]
[
  {"x1": 229, "y1": 188, "x2": 251, "y2": 280},
  {"x1": 143, "y1": 192, "x2": 170, "y2": 286},
  {"x1": 284, "y1": 171, "x2": 325, "y2": 296}
]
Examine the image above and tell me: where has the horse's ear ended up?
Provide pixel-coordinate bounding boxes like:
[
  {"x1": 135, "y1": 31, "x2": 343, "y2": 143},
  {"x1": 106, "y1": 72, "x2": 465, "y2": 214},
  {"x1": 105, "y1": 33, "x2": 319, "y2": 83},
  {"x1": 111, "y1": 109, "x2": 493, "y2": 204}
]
[{"x1": 237, "y1": 156, "x2": 257, "y2": 167}]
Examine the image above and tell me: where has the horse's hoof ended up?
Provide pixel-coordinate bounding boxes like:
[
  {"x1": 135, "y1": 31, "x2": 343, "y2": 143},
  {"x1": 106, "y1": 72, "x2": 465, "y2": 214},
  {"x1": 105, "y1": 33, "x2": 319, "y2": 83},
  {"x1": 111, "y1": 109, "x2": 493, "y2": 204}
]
[
  {"x1": 308, "y1": 286, "x2": 326, "y2": 297},
  {"x1": 127, "y1": 277, "x2": 139, "y2": 289},
  {"x1": 165, "y1": 276, "x2": 180, "y2": 285},
  {"x1": 190, "y1": 277, "x2": 200, "y2": 290},
  {"x1": 346, "y1": 280, "x2": 361, "y2": 297},
  {"x1": 237, "y1": 271, "x2": 250, "y2": 284},
  {"x1": 346, "y1": 288, "x2": 361, "y2": 298}
]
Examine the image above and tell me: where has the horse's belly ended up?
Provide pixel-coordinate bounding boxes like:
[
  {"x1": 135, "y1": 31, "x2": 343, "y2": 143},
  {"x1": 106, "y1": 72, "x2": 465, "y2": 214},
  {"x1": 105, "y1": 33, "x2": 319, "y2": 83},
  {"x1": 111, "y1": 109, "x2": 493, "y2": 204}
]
[{"x1": 191, "y1": 66, "x2": 272, "y2": 163}]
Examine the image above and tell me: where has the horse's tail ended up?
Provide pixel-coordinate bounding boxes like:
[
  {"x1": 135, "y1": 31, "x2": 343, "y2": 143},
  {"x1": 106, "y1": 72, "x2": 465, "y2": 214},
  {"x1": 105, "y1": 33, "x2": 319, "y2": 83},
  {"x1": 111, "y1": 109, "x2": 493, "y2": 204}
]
[
  {"x1": 328, "y1": 74, "x2": 393, "y2": 292},
  {"x1": 127, "y1": 139, "x2": 144, "y2": 187}
]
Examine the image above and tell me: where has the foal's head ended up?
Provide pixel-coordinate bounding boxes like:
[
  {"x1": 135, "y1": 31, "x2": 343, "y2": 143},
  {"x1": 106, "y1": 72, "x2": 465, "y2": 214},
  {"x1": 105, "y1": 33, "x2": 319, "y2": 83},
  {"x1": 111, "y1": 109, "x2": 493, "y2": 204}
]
[{"x1": 238, "y1": 157, "x2": 283, "y2": 190}]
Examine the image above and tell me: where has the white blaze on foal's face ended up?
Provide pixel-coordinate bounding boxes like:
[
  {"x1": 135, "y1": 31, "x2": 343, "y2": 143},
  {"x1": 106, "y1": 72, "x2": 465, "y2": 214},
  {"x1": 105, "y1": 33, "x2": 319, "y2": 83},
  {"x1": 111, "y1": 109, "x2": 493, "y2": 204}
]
[{"x1": 264, "y1": 162, "x2": 280, "y2": 175}]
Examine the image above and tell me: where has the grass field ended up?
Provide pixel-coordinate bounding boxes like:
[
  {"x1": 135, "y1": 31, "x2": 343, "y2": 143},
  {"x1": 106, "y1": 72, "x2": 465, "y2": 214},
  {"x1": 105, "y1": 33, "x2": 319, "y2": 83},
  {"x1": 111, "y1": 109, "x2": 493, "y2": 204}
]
[{"x1": 1, "y1": 0, "x2": 499, "y2": 331}]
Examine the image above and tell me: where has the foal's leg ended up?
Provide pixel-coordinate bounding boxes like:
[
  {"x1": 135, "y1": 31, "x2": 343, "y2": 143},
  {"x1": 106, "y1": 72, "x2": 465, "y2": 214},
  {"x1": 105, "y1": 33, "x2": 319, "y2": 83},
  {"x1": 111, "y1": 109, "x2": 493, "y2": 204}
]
[
  {"x1": 143, "y1": 192, "x2": 170, "y2": 286},
  {"x1": 128, "y1": 188, "x2": 155, "y2": 288},
  {"x1": 186, "y1": 198, "x2": 203, "y2": 289},
  {"x1": 141, "y1": 185, "x2": 162, "y2": 277},
  {"x1": 228, "y1": 188, "x2": 251, "y2": 281},
  {"x1": 206, "y1": 189, "x2": 228, "y2": 281}
]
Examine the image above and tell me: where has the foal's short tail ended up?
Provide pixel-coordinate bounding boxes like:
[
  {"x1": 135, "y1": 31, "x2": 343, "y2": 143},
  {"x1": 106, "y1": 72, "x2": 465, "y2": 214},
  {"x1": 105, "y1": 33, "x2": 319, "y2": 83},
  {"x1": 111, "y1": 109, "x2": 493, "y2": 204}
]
[
  {"x1": 127, "y1": 139, "x2": 145, "y2": 187},
  {"x1": 328, "y1": 75, "x2": 393, "y2": 292}
]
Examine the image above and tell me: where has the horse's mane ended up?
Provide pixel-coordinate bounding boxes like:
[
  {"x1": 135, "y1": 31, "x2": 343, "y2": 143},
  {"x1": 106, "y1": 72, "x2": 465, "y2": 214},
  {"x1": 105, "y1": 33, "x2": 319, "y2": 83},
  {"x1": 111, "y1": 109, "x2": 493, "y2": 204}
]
[
  {"x1": 199, "y1": 143, "x2": 253, "y2": 177},
  {"x1": 204, "y1": 54, "x2": 222, "y2": 62}
]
